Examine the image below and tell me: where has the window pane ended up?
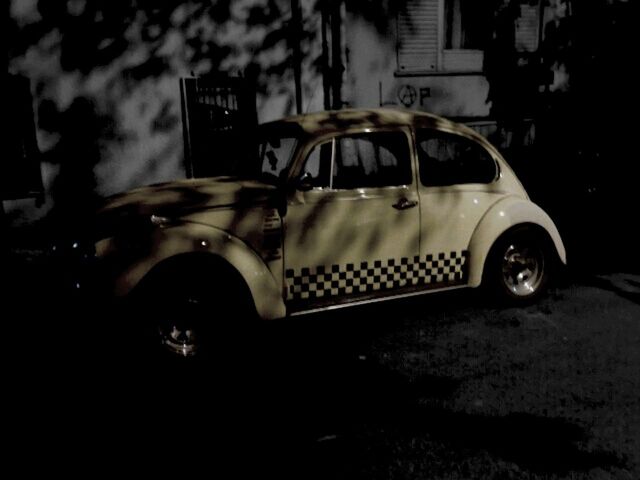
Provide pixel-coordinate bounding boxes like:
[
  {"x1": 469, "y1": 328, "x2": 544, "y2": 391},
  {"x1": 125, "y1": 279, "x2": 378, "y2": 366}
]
[
  {"x1": 417, "y1": 130, "x2": 496, "y2": 186},
  {"x1": 301, "y1": 142, "x2": 332, "y2": 188},
  {"x1": 445, "y1": 0, "x2": 492, "y2": 50},
  {"x1": 259, "y1": 136, "x2": 297, "y2": 183},
  {"x1": 333, "y1": 132, "x2": 411, "y2": 189}
]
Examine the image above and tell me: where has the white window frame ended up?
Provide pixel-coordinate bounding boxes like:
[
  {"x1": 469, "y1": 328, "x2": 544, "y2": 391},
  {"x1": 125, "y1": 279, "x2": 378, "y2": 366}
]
[{"x1": 397, "y1": 0, "x2": 485, "y2": 75}]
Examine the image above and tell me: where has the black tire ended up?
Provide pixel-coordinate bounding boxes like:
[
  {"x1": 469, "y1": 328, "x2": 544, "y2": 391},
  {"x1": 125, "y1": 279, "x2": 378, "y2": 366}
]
[
  {"x1": 133, "y1": 257, "x2": 257, "y2": 365},
  {"x1": 483, "y1": 226, "x2": 552, "y2": 305}
]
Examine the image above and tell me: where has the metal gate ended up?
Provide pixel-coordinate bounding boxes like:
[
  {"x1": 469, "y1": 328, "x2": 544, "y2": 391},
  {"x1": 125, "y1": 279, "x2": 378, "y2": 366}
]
[{"x1": 180, "y1": 75, "x2": 257, "y2": 178}]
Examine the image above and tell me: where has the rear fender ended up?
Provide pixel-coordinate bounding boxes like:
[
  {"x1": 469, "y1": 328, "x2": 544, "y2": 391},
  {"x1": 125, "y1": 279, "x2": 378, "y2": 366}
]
[{"x1": 467, "y1": 197, "x2": 567, "y2": 287}]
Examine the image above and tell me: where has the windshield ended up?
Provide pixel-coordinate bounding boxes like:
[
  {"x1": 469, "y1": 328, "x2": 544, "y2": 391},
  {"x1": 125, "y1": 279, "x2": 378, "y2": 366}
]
[
  {"x1": 256, "y1": 136, "x2": 298, "y2": 184},
  {"x1": 232, "y1": 121, "x2": 303, "y2": 184}
]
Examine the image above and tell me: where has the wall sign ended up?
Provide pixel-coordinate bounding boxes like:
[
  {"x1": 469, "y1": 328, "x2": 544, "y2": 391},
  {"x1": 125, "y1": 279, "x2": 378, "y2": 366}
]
[{"x1": 397, "y1": 84, "x2": 431, "y2": 107}]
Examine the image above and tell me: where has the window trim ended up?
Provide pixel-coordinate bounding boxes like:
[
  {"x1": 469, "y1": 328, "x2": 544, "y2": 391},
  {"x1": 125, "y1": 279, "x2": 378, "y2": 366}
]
[{"x1": 329, "y1": 138, "x2": 337, "y2": 189}]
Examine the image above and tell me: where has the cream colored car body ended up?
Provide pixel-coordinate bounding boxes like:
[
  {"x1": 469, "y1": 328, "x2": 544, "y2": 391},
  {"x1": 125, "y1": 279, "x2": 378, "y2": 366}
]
[{"x1": 93, "y1": 108, "x2": 566, "y2": 319}]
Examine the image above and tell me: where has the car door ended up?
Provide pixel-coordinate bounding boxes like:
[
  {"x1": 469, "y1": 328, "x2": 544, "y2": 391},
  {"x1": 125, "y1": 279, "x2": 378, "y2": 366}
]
[
  {"x1": 414, "y1": 127, "x2": 506, "y2": 287},
  {"x1": 283, "y1": 128, "x2": 420, "y2": 309}
]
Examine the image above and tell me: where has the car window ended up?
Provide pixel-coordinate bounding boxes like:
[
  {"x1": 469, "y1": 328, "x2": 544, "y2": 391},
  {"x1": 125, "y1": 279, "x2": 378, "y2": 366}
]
[
  {"x1": 333, "y1": 131, "x2": 411, "y2": 189},
  {"x1": 301, "y1": 131, "x2": 412, "y2": 190},
  {"x1": 258, "y1": 136, "x2": 298, "y2": 183},
  {"x1": 416, "y1": 129, "x2": 497, "y2": 187}
]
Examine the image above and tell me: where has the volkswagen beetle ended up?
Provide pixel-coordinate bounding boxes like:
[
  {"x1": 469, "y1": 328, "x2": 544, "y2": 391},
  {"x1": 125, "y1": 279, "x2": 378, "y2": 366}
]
[{"x1": 66, "y1": 108, "x2": 566, "y2": 357}]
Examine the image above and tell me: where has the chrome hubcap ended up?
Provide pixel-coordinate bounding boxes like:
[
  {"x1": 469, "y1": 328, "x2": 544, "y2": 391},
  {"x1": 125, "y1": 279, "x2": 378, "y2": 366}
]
[
  {"x1": 502, "y1": 243, "x2": 544, "y2": 297},
  {"x1": 158, "y1": 298, "x2": 202, "y2": 357},
  {"x1": 159, "y1": 323, "x2": 198, "y2": 357}
]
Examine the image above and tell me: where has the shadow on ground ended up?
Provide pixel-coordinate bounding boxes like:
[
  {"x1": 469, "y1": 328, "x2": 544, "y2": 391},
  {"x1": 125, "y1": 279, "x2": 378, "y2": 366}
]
[
  {"x1": 6, "y1": 244, "x2": 631, "y2": 477},
  {"x1": 581, "y1": 273, "x2": 640, "y2": 306},
  {"x1": 45, "y1": 316, "x2": 623, "y2": 478}
]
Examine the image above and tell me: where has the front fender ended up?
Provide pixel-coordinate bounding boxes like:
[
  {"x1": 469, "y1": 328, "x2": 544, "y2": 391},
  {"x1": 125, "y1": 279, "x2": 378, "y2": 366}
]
[
  {"x1": 96, "y1": 222, "x2": 286, "y2": 320},
  {"x1": 467, "y1": 196, "x2": 567, "y2": 287}
]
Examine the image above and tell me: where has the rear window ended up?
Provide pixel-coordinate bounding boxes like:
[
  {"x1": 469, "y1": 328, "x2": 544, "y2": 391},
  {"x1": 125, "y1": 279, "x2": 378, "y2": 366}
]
[{"x1": 416, "y1": 129, "x2": 497, "y2": 187}]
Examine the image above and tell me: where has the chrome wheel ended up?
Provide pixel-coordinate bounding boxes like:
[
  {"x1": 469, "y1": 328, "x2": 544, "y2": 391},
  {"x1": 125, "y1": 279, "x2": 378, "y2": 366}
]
[
  {"x1": 157, "y1": 296, "x2": 206, "y2": 357},
  {"x1": 139, "y1": 257, "x2": 255, "y2": 360},
  {"x1": 501, "y1": 243, "x2": 545, "y2": 297},
  {"x1": 158, "y1": 321, "x2": 199, "y2": 357}
]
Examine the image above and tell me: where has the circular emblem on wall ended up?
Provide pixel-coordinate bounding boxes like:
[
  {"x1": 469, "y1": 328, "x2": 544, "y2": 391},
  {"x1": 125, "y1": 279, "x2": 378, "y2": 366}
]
[{"x1": 397, "y1": 85, "x2": 417, "y2": 107}]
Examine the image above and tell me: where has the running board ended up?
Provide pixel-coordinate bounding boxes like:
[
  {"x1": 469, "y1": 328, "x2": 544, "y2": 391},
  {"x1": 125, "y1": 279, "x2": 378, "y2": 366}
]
[{"x1": 288, "y1": 284, "x2": 469, "y2": 317}]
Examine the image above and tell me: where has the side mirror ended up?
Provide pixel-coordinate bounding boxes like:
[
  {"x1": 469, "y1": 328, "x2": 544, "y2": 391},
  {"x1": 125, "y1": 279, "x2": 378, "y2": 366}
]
[{"x1": 296, "y1": 171, "x2": 314, "y2": 192}]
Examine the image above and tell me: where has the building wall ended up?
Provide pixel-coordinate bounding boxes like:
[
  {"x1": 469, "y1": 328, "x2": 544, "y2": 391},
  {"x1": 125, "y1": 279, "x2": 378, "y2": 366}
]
[
  {"x1": 344, "y1": 10, "x2": 491, "y2": 118},
  {"x1": 5, "y1": 0, "x2": 325, "y2": 225},
  {"x1": 5, "y1": 0, "x2": 596, "y2": 227}
]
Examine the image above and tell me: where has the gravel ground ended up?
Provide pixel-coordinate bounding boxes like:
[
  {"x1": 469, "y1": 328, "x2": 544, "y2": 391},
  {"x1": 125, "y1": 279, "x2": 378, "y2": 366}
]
[
  {"x1": 6, "y1": 243, "x2": 640, "y2": 479},
  {"x1": 213, "y1": 273, "x2": 637, "y2": 480},
  {"x1": 323, "y1": 279, "x2": 640, "y2": 480}
]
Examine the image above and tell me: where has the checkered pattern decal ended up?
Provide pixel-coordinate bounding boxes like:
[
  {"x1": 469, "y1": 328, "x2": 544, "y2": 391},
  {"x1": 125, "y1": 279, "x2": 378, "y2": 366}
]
[{"x1": 285, "y1": 251, "x2": 469, "y2": 301}]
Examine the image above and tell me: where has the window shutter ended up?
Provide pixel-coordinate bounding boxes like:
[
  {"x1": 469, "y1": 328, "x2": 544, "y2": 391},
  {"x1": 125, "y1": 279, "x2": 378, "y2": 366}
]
[
  {"x1": 397, "y1": 0, "x2": 439, "y2": 72},
  {"x1": 515, "y1": 5, "x2": 540, "y2": 52}
]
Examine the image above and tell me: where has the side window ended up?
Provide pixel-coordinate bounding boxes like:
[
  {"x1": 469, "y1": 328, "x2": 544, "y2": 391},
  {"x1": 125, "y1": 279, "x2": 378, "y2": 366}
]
[
  {"x1": 333, "y1": 131, "x2": 411, "y2": 189},
  {"x1": 444, "y1": 0, "x2": 492, "y2": 50},
  {"x1": 416, "y1": 129, "x2": 497, "y2": 187}
]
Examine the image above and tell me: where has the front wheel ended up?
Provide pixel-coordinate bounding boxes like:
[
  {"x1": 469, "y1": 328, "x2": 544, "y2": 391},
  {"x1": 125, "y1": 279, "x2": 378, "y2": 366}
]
[
  {"x1": 135, "y1": 259, "x2": 256, "y2": 363},
  {"x1": 135, "y1": 270, "x2": 218, "y2": 362},
  {"x1": 484, "y1": 228, "x2": 552, "y2": 304},
  {"x1": 156, "y1": 295, "x2": 210, "y2": 358}
]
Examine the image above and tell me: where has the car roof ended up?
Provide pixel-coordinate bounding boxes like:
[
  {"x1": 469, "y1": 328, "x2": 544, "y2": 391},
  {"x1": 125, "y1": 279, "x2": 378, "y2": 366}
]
[{"x1": 259, "y1": 107, "x2": 473, "y2": 138}]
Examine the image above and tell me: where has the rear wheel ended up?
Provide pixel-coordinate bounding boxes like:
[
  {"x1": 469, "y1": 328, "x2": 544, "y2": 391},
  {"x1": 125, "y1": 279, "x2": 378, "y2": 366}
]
[{"x1": 484, "y1": 227, "x2": 552, "y2": 304}]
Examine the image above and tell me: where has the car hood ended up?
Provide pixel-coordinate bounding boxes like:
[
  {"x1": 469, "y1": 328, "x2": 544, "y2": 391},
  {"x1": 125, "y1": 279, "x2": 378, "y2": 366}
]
[
  {"x1": 85, "y1": 176, "x2": 277, "y2": 241},
  {"x1": 98, "y1": 176, "x2": 277, "y2": 217}
]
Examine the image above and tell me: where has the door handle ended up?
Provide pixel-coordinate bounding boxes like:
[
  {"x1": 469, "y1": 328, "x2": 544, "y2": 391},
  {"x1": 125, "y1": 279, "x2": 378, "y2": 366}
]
[{"x1": 392, "y1": 198, "x2": 418, "y2": 210}]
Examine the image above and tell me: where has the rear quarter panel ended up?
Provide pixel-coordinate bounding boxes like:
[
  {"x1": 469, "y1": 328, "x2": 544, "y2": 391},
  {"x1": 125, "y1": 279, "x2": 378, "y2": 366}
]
[{"x1": 466, "y1": 196, "x2": 567, "y2": 287}]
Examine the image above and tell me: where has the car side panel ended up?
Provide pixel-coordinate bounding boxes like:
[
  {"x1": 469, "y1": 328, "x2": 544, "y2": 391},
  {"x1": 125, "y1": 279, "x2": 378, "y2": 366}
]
[
  {"x1": 418, "y1": 185, "x2": 510, "y2": 258},
  {"x1": 96, "y1": 222, "x2": 286, "y2": 320},
  {"x1": 466, "y1": 196, "x2": 567, "y2": 287},
  {"x1": 411, "y1": 123, "x2": 529, "y2": 291}
]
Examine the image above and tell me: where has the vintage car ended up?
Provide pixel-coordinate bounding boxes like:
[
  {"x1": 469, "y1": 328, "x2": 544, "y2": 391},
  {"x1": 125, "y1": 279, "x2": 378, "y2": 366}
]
[{"x1": 62, "y1": 108, "x2": 566, "y2": 357}]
